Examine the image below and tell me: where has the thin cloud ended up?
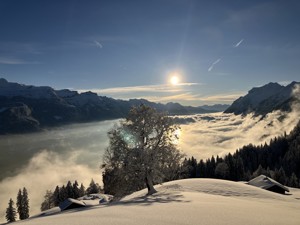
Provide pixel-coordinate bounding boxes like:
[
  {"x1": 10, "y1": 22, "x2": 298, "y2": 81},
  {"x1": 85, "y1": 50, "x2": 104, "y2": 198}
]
[
  {"x1": 234, "y1": 39, "x2": 244, "y2": 48},
  {"x1": 198, "y1": 92, "x2": 245, "y2": 103},
  {"x1": 78, "y1": 83, "x2": 200, "y2": 95},
  {"x1": 208, "y1": 58, "x2": 221, "y2": 72},
  {"x1": 144, "y1": 92, "x2": 201, "y2": 103},
  {"x1": 0, "y1": 57, "x2": 41, "y2": 65},
  {"x1": 94, "y1": 40, "x2": 103, "y2": 48}
]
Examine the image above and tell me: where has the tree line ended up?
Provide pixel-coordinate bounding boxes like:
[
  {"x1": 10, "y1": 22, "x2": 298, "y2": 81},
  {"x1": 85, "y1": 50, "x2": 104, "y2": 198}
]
[
  {"x1": 181, "y1": 120, "x2": 300, "y2": 187},
  {"x1": 40, "y1": 179, "x2": 101, "y2": 211},
  {"x1": 5, "y1": 105, "x2": 300, "y2": 222},
  {"x1": 102, "y1": 105, "x2": 300, "y2": 198},
  {"x1": 5, "y1": 179, "x2": 101, "y2": 223}
]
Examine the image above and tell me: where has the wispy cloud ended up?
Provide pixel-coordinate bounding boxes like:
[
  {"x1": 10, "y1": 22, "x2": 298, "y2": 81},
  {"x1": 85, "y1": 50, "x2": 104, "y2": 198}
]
[
  {"x1": 234, "y1": 39, "x2": 244, "y2": 48},
  {"x1": 144, "y1": 92, "x2": 201, "y2": 103},
  {"x1": 94, "y1": 40, "x2": 103, "y2": 48},
  {"x1": 77, "y1": 84, "x2": 244, "y2": 106},
  {"x1": 198, "y1": 92, "x2": 245, "y2": 103},
  {"x1": 208, "y1": 58, "x2": 221, "y2": 72},
  {"x1": 78, "y1": 83, "x2": 200, "y2": 95},
  {"x1": 0, "y1": 57, "x2": 41, "y2": 65}
]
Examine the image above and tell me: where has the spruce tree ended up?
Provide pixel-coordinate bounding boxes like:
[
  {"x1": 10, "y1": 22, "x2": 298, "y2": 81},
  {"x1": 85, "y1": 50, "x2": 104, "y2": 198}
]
[
  {"x1": 40, "y1": 190, "x2": 54, "y2": 211},
  {"x1": 79, "y1": 183, "x2": 86, "y2": 197},
  {"x1": 53, "y1": 186, "x2": 61, "y2": 206},
  {"x1": 66, "y1": 181, "x2": 74, "y2": 198},
  {"x1": 16, "y1": 187, "x2": 30, "y2": 220},
  {"x1": 16, "y1": 189, "x2": 23, "y2": 220},
  {"x1": 86, "y1": 179, "x2": 100, "y2": 194},
  {"x1": 5, "y1": 198, "x2": 16, "y2": 223},
  {"x1": 22, "y1": 187, "x2": 30, "y2": 219},
  {"x1": 72, "y1": 181, "x2": 80, "y2": 199},
  {"x1": 59, "y1": 185, "x2": 68, "y2": 202}
]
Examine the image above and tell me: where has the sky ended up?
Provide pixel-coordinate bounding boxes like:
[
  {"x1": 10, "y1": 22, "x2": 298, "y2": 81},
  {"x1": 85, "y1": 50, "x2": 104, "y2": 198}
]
[{"x1": 0, "y1": 0, "x2": 300, "y2": 106}]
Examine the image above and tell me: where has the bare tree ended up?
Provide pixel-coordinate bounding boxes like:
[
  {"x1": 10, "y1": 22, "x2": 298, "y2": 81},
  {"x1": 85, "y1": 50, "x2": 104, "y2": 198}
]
[{"x1": 102, "y1": 105, "x2": 183, "y2": 196}]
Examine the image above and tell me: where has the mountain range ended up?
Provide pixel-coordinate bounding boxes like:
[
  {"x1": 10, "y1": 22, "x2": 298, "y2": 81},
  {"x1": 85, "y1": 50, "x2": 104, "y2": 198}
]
[
  {"x1": 0, "y1": 78, "x2": 226, "y2": 134},
  {"x1": 1, "y1": 79, "x2": 299, "y2": 134},
  {"x1": 225, "y1": 81, "x2": 300, "y2": 116}
]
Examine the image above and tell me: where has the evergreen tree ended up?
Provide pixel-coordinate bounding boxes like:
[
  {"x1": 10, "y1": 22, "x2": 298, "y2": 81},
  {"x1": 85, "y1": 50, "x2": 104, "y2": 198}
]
[
  {"x1": 16, "y1": 189, "x2": 23, "y2": 220},
  {"x1": 252, "y1": 164, "x2": 265, "y2": 178},
  {"x1": 66, "y1": 181, "x2": 74, "y2": 198},
  {"x1": 59, "y1": 185, "x2": 68, "y2": 202},
  {"x1": 22, "y1": 187, "x2": 30, "y2": 219},
  {"x1": 288, "y1": 173, "x2": 299, "y2": 187},
  {"x1": 16, "y1": 187, "x2": 30, "y2": 220},
  {"x1": 197, "y1": 159, "x2": 206, "y2": 178},
  {"x1": 86, "y1": 179, "x2": 100, "y2": 195},
  {"x1": 215, "y1": 162, "x2": 229, "y2": 179},
  {"x1": 79, "y1": 183, "x2": 86, "y2": 197},
  {"x1": 40, "y1": 190, "x2": 54, "y2": 211},
  {"x1": 73, "y1": 181, "x2": 80, "y2": 199},
  {"x1": 5, "y1": 198, "x2": 16, "y2": 223},
  {"x1": 53, "y1": 186, "x2": 61, "y2": 206}
]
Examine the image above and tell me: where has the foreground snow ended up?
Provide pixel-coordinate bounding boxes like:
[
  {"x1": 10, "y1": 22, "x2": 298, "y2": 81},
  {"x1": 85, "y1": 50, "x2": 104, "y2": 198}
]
[{"x1": 14, "y1": 179, "x2": 300, "y2": 225}]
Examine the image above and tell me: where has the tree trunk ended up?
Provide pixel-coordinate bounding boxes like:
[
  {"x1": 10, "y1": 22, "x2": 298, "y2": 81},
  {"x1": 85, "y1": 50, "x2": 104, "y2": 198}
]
[{"x1": 145, "y1": 174, "x2": 157, "y2": 195}]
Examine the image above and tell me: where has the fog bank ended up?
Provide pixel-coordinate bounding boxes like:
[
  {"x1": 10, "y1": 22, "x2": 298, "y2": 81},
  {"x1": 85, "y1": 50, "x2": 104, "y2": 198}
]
[{"x1": 0, "y1": 106, "x2": 299, "y2": 222}]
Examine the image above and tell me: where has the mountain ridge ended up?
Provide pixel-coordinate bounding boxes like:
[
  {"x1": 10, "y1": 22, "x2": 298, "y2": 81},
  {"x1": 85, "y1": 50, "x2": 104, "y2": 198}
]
[
  {"x1": 224, "y1": 81, "x2": 300, "y2": 115},
  {"x1": 0, "y1": 78, "x2": 223, "y2": 134}
]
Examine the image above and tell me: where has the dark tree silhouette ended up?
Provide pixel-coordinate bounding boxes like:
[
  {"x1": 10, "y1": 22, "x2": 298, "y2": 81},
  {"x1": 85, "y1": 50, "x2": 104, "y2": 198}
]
[
  {"x1": 102, "y1": 105, "x2": 184, "y2": 196},
  {"x1": 5, "y1": 198, "x2": 16, "y2": 223}
]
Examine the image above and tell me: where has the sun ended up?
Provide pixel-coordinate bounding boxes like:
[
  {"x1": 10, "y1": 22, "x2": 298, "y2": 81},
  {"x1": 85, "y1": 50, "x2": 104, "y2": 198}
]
[{"x1": 170, "y1": 75, "x2": 179, "y2": 85}]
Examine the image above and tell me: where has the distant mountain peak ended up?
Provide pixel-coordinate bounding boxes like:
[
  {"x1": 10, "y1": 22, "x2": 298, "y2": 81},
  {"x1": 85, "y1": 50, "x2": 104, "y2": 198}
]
[
  {"x1": 225, "y1": 81, "x2": 299, "y2": 115},
  {"x1": 0, "y1": 78, "x2": 8, "y2": 84}
]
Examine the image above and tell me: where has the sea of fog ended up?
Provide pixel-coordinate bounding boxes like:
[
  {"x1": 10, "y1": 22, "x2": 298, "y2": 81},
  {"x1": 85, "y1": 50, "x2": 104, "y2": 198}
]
[{"x1": 0, "y1": 109, "x2": 299, "y2": 222}]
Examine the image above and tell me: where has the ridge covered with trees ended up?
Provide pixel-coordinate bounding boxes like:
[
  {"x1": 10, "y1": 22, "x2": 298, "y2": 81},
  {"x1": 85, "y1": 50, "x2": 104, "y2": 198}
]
[
  {"x1": 40, "y1": 179, "x2": 101, "y2": 211},
  {"x1": 182, "y1": 120, "x2": 300, "y2": 187},
  {"x1": 101, "y1": 104, "x2": 300, "y2": 199}
]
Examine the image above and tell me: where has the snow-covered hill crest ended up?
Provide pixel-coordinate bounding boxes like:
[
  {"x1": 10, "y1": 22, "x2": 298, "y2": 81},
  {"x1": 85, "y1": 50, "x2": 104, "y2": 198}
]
[{"x1": 13, "y1": 179, "x2": 300, "y2": 225}]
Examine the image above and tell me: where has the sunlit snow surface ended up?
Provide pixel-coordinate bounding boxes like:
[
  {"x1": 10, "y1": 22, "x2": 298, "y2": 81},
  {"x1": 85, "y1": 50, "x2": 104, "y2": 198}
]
[
  {"x1": 15, "y1": 179, "x2": 300, "y2": 225},
  {"x1": 0, "y1": 109, "x2": 299, "y2": 222}
]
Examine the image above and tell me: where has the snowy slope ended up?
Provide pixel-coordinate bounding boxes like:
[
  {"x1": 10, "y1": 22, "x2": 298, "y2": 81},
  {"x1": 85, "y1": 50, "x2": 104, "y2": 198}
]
[{"x1": 13, "y1": 179, "x2": 300, "y2": 225}]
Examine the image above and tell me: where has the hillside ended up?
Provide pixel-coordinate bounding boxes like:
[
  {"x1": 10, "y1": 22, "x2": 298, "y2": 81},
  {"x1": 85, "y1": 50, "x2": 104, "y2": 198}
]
[
  {"x1": 224, "y1": 81, "x2": 300, "y2": 115},
  {"x1": 0, "y1": 78, "x2": 218, "y2": 134},
  {"x1": 12, "y1": 179, "x2": 300, "y2": 225}
]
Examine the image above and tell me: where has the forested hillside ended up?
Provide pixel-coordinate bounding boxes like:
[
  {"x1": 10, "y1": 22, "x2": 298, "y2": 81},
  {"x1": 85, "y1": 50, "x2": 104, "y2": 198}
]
[{"x1": 182, "y1": 120, "x2": 300, "y2": 187}]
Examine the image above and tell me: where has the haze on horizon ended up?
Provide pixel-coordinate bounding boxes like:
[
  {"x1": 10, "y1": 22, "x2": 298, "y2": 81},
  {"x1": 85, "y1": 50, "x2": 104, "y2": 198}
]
[{"x1": 0, "y1": 0, "x2": 300, "y2": 106}]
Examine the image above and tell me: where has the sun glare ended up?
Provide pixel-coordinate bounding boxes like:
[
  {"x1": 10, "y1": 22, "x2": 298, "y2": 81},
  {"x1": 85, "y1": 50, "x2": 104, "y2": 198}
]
[{"x1": 170, "y1": 76, "x2": 179, "y2": 85}]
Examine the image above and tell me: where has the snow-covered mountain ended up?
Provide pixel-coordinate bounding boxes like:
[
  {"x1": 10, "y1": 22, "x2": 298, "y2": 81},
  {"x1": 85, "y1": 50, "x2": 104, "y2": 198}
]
[
  {"x1": 12, "y1": 179, "x2": 300, "y2": 225},
  {"x1": 224, "y1": 81, "x2": 300, "y2": 115},
  {"x1": 0, "y1": 79, "x2": 216, "y2": 134},
  {"x1": 0, "y1": 78, "x2": 59, "y2": 99}
]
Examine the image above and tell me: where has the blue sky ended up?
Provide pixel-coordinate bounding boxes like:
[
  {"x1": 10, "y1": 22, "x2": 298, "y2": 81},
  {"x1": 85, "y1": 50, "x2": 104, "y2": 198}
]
[{"x1": 0, "y1": 0, "x2": 300, "y2": 106}]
